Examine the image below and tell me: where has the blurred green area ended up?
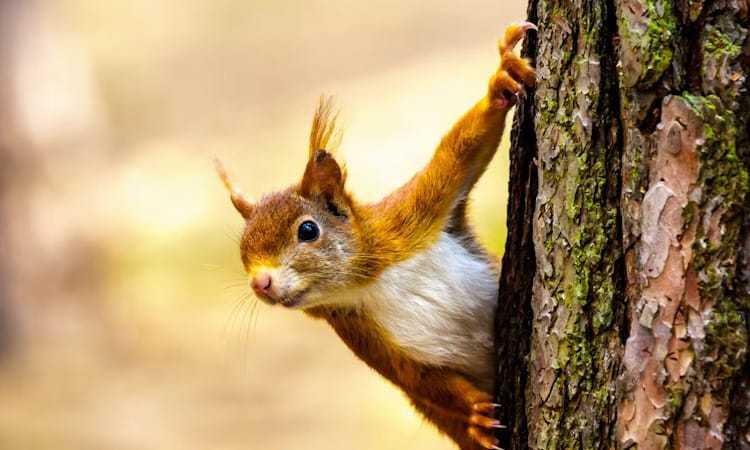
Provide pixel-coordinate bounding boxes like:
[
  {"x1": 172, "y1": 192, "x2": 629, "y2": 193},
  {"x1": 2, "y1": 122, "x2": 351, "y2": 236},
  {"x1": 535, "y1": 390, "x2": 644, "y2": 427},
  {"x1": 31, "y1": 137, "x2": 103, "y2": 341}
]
[{"x1": 0, "y1": 1, "x2": 523, "y2": 449}]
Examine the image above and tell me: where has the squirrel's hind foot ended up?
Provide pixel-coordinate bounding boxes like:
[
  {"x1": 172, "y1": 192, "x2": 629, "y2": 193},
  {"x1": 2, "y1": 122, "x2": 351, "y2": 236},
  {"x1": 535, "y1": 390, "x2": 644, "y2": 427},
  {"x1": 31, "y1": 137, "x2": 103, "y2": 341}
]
[{"x1": 467, "y1": 401, "x2": 505, "y2": 450}]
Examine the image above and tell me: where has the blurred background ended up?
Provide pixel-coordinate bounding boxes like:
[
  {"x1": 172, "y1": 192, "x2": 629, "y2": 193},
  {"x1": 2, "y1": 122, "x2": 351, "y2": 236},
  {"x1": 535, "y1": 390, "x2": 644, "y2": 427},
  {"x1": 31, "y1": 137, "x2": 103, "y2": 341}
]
[{"x1": 0, "y1": 1, "x2": 525, "y2": 449}]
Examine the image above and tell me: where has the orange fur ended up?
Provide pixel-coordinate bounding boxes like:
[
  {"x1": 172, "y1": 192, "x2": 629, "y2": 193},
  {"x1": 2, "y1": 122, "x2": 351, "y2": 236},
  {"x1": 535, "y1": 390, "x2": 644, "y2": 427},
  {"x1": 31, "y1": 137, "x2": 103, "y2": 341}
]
[
  {"x1": 218, "y1": 22, "x2": 536, "y2": 450},
  {"x1": 309, "y1": 95, "x2": 342, "y2": 158},
  {"x1": 306, "y1": 306, "x2": 497, "y2": 450}
]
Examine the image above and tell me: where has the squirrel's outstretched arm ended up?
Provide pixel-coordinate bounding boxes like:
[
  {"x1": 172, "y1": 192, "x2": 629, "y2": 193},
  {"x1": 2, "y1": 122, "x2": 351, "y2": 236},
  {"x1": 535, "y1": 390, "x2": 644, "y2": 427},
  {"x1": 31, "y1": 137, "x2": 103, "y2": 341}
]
[{"x1": 365, "y1": 23, "x2": 536, "y2": 258}]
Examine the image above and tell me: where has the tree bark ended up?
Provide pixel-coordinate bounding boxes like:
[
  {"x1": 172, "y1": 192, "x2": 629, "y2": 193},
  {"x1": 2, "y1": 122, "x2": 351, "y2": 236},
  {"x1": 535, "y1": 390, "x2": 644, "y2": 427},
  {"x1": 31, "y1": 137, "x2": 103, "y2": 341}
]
[{"x1": 494, "y1": 1, "x2": 750, "y2": 449}]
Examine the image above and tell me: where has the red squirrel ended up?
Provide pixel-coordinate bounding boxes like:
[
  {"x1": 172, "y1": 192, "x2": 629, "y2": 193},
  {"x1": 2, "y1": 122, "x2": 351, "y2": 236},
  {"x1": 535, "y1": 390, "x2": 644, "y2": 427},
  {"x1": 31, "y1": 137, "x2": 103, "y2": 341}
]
[{"x1": 216, "y1": 22, "x2": 536, "y2": 450}]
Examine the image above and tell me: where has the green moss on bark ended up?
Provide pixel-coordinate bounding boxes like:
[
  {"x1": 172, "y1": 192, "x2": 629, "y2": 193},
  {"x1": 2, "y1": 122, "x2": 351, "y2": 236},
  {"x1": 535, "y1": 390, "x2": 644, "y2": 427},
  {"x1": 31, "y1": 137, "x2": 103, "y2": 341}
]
[
  {"x1": 618, "y1": 0, "x2": 677, "y2": 87},
  {"x1": 703, "y1": 27, "x2": 742, "y2": 60},
  {"x1": 529, "y1": 1, "x2": 624, "y2": 447},
  {"x1": 682, "y1": 93, "x2": 749, "y2": 425}
]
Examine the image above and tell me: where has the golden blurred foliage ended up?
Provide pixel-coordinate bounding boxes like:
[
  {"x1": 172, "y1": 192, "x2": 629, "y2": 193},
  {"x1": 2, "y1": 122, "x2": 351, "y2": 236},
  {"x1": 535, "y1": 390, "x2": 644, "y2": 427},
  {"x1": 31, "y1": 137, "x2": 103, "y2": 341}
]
[{"x1": 0, "y1": 1, "x2": 524, "y2": 449}]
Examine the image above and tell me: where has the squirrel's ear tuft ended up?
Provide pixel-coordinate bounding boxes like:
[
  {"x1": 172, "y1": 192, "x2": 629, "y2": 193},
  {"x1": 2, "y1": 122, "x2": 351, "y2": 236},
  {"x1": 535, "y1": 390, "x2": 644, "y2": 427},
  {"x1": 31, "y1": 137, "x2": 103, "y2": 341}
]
[
  {"x1": 214, "y1": 158, "x2": 254, "y2": 219},
  {"x1": 302, "y1": 97, "x2": 346, "y2": 202},
  {"x1": 300, "y1": 149, "x2": 346, "y2": 201},
  {"x1": 308, "y1": 95, "x2": 341, "y2": 159}
]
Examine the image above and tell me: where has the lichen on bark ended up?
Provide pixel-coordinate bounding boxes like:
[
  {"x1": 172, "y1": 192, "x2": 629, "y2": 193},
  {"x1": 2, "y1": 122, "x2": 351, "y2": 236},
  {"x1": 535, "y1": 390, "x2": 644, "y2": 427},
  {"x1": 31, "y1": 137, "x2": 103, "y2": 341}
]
[
  {"x1": 615, "y1": 1, "x2": 750, "y2": 448},
  {"x1": 618, "y1": 0, "x2": 677, "y2": 88},
  {"x1": 497, "y1": 0, "x2": 750, "y2": 448},
  {"x1": 617, "y1": 94, "x2": 749, "y2": 448},
  {"x1": 526, "y1": 0, "x2": 625, "y2": 448}
]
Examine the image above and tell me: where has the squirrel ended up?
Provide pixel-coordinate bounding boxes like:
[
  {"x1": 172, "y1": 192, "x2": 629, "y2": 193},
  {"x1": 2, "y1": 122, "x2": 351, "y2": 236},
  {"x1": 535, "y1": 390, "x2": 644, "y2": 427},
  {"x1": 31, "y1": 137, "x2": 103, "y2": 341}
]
[{"x1": 216, "y1": 22, "x2": 536, "y2": 450}]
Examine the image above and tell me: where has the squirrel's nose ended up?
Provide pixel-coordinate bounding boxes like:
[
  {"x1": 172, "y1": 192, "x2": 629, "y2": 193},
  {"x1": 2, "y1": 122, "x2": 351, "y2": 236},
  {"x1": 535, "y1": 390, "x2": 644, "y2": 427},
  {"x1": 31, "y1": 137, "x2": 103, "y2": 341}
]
[{"x1": 251, "y1": 272, "x2": 277, "y2": 301}]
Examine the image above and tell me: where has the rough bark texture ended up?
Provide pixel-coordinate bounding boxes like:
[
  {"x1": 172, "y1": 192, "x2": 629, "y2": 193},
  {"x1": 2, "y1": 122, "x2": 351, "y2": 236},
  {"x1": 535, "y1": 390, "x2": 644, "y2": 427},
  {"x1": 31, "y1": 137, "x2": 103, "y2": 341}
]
[
  {"x1": 495, "y1": 0, "x2": 750, "y2": 448},
  {"x1": 494, "y1": 3, "x2": 539, "y2": 448},
  {"x1": 616, "y1": 1, "x2": 750, "y2": 448}
]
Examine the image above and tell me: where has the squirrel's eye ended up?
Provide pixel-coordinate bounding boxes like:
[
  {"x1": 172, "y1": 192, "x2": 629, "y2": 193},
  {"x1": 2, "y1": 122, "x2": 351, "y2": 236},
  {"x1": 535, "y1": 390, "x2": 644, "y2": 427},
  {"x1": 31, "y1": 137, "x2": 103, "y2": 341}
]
[{"x1": 298, "y1": 220, "x2": 320, "y2": 242}]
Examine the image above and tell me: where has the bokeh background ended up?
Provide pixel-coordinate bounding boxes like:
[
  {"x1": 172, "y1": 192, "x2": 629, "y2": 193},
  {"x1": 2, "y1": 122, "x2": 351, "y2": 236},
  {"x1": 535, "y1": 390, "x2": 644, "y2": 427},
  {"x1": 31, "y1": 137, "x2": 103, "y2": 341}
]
[{"x1": 0, "y1": 1, "x2": 525, "y2": 449}]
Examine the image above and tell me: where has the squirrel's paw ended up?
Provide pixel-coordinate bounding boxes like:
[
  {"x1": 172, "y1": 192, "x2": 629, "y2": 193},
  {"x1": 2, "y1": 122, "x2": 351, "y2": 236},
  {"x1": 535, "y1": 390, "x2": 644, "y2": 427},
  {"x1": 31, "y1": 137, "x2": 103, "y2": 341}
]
[
  {"x1": 467, "y1": 401, "x2": 505, "y2": 450},
  {"x1": 488, "y1": 21, "x2": 537, "y2": 110}
]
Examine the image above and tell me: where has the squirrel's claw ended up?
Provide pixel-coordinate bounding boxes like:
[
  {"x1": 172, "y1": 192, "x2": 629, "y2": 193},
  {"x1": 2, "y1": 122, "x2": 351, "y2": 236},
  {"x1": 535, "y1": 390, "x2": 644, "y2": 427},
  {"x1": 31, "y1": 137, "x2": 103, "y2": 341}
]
[
  {"x1": 488, "y1": 22, "x2": 537, "y2": 110},
  {"x1": 467, "y1": 400, "x2": 507, "y2": 449},
  {"x1": 499, "y1": 21, "x2": 537, "y2": 53},
  {"x1": 473, "y1": 401, "x2": 502, "y2": 413},
  {"x1": 468, "y1": 424, "x2": 502, "y2": 450}
]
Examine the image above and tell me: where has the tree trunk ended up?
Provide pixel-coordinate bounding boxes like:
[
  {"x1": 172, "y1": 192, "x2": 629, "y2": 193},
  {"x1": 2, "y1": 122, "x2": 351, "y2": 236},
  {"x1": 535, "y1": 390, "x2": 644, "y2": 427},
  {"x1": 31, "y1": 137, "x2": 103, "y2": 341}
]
[{"x1": 494, "y1": 1, "x2": 750, "y2": 449}]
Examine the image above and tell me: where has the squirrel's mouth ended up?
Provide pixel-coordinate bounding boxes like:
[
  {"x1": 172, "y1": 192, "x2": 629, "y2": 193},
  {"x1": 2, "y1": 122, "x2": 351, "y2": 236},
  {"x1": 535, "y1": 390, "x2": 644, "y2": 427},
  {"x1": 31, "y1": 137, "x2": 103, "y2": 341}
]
[{"x1": 279, "y1": 289, "x2": 309, "y2": 309}]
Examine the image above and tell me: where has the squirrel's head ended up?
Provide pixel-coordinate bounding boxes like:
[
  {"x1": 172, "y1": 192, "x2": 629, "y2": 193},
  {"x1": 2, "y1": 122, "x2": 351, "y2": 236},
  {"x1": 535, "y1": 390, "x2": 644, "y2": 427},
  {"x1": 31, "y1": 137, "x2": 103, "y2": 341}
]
[{"x1": 217, "y1": 98, "x2": 363, "y2": 309}]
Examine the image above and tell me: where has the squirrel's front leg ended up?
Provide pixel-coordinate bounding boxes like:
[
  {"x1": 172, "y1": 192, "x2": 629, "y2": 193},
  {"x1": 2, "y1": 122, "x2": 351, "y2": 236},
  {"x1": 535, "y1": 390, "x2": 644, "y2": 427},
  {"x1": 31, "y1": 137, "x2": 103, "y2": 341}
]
[
  {"x1": 369, "y1": 22, "x2": 536, "y2": 254},
  {"x1": 461, "y1": 20, "x2": 537, "y2": 188}
]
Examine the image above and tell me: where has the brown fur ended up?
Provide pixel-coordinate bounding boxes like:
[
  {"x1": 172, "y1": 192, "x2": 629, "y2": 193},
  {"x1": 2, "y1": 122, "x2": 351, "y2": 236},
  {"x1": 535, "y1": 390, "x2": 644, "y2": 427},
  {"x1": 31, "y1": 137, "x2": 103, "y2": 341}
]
[
  {"x1": 218, "y1": 23, "x2": 536, "y2": 450},
  {"x1": 306, "y1": 305, "x2": 498, "y2": 450}
]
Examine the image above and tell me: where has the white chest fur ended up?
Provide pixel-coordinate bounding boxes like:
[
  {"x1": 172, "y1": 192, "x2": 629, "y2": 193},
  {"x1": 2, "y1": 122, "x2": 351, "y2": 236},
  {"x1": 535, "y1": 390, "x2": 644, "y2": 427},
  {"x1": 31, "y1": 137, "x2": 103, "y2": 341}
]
[{"x1": 359, "y1": 233, "x2": 498, "y2": 389}]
